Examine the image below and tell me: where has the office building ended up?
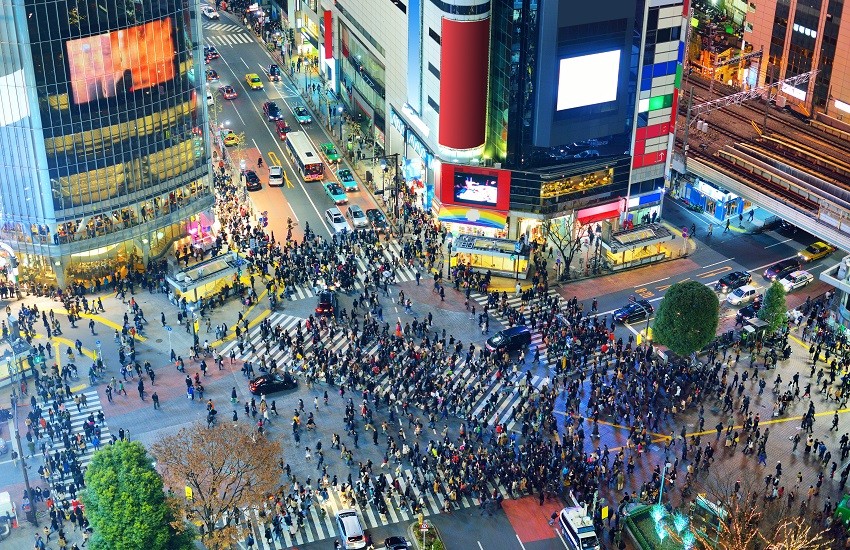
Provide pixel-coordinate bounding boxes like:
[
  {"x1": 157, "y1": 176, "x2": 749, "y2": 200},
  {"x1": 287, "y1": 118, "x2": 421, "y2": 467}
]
[
  {"x1": 0, "y1": 0, "x2": 213, "y2": 289},
  {"x1": 291, "y1": 0, "x2": 686, "y2": 250}
]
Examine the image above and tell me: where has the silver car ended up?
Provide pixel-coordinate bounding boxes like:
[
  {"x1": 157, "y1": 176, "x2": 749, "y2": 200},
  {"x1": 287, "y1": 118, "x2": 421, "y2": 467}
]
[
  {"x1": 325, "y1": 207, "x2": 350, "y2": 234},
  {"x1": 347, "y1": 205, "x2": 369, "y2": 229}
]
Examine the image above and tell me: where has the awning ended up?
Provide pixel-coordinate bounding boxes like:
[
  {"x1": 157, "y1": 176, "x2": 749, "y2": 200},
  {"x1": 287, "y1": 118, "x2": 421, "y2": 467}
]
[
  {"x1": 437, "y1": 205, "x2": 506, "y2": 230},
  {"x1": 577, "y1": 202, "x2": 621, "y2": 225}
]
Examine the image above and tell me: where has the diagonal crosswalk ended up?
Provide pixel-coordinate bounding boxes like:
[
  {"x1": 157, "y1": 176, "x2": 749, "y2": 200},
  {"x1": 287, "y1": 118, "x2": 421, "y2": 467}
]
[
  {"x1": 45, "y1": 388, "x2": 111, "y2": 483},
  {"x1": 235, "y1": 465, "x2": 511, "y2": 548},
  {"x1": 467, "y1": 288, "x2": 567, "y2": 367},
  {"x1": 220, "y1": 312, "x2": 549, "y2": 432},
  {"x1": 281, "y1": 240, "x2": 420, "y2": 302}
]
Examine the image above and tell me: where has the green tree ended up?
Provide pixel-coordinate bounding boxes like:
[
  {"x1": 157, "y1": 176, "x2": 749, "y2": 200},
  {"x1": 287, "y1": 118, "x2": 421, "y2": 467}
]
[
  {"x1": 82, "y1": 440, "x2": 194, "y2": 550},
  {"x1": 652, "y1": 280, "x2": 720, "y2": 356},
  {"x1": 757, "y1": 281, "x2": 787, "y2": 334}
]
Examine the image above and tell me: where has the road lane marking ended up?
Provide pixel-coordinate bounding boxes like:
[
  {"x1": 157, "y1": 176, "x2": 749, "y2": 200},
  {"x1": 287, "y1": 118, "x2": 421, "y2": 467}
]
[
  {"x1": 640, "y1": 277, "x2": 669, "y2": 286},
  {"x1": 698, "y1": 265, "x2": 733, "y2": 279},
  {"x1": 765, "y1": 238, "x2": 794, "y2": 248},
  {"x1": 516, "y1": 534, "x2": 527, "y2": 550},
  {"x1": 702, "y1": 258, "x2": 734, "y2": 268},
  {"x1": 241, "y1": 57, "x2": 250, "y2": 68}
]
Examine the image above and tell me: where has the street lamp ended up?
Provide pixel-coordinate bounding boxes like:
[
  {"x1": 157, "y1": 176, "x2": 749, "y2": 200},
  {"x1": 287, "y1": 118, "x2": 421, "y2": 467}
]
[
  {"x1": 7, "y1": 342, "x2": 38, "y2": 526},
  {"x1": 337, "y1": 105, "x2": 344, "y2": 141}
]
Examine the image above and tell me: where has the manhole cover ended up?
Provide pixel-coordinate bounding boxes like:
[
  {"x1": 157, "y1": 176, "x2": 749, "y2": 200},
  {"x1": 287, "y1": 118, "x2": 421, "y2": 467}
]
[{"x1": 156, "y1": 339, "x2": 163, "y2": 343}]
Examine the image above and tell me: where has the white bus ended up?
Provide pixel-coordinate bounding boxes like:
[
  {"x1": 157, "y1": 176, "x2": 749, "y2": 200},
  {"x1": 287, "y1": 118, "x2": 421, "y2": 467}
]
[{"x1": 285, "y1": 131, "x2": 324, "y2": 181}]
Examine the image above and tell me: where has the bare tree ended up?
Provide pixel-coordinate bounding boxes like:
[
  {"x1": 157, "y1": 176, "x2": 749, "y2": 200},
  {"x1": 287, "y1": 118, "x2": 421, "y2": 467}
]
[
  {"x1": 151, "y1": 423, "x2": 283, "y2": 550},
  {"x1": 540, "y1": 217, "x2": 589, "y2": 280}
]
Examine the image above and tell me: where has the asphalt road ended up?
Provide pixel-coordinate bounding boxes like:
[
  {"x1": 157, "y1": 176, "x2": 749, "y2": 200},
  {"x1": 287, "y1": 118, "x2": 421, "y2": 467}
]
[{"x1": 203, "y1": 12, "x2": 379, "y2": 242}]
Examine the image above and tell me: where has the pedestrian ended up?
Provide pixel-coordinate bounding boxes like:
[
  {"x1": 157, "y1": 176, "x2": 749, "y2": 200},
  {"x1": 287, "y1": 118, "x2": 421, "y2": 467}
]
[
  {"x1": 724, "y1": 219, "x2": 730, "y2": 233},
  {"x1": 152, "y1": 392, "x2": 160, "y2": 409}
]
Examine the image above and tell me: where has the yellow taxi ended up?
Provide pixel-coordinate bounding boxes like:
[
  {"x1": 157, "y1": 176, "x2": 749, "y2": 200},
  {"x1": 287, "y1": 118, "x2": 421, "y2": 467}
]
[
  {"x1": 220, "y1": 129, "x2": 239, "y2": 147},
  {"x1": 245, "y1": 73, "x2": 264, "y2": 90},
  {"x1": 798, "y1": 241, "x2": 835, "y2": 263}
]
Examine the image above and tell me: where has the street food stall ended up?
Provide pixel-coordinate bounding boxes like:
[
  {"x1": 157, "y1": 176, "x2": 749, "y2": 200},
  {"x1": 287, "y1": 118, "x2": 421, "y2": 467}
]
[{"x1": 450, "y1": 234, "x2": 529, "y2": 280}]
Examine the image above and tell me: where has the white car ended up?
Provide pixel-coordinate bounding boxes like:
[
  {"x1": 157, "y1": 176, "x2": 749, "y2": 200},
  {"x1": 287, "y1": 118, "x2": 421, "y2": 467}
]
[
  {"x1": 268, "y1": 165, "x2": 283, "y2": 187},
  {"x1": 780, "y1": 270, "x2": 814, "y2": 293},
  {"x1": 201, "y1": 6, "x2": 220, "y2": 18},
  {"x1": 347, "y1": 204, "x2": 369, "y2": 229},
  {"x1": 325, "y1": 207, "x2": 350, "y2": 234},
  {"x1": 727, "y1": 284, "x2": 758, "y2": 306}
]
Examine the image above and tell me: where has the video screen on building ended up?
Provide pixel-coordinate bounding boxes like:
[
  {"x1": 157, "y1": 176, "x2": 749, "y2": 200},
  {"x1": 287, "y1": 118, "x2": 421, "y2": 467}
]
[
  {"x1": 453, "y1": 171, "x2": 498, "y2": 207},
  {"x1": 557, "y1": 50, "x2": 621, "y2": 111},
  {"x1": 67, "y1": 18, "x2": 176, "y2": 105}
]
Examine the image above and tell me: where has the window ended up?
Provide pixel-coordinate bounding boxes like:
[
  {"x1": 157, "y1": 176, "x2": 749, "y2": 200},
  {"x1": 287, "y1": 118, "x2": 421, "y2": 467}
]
[
  {"x1": 391, "y1": 0, "x2": 407, "y2": 13},
  {"x1": 429, "y1": 28, "x2": 441, "y2": 44},
  {"x1": 428, "y1": 63, "x2": 440, "y2": 79},
  {"x1": 428, "y1": 96, "x2": 440, "y2": 113}
]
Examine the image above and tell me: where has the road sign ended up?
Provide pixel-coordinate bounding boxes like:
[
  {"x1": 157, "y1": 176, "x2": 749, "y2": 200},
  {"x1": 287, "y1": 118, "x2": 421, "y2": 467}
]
[
  {"x1": 165, "y1": 326, "x2": 173, "y2": 332},
  {"x1": 420, "y1": 522, "x2": 429, "y2": 531}
]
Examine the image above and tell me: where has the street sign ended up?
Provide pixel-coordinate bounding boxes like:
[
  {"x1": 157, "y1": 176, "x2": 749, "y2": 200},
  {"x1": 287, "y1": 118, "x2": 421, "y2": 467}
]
[{"x1": 420, "y1": 522, "x2": 429, "y2": 531}]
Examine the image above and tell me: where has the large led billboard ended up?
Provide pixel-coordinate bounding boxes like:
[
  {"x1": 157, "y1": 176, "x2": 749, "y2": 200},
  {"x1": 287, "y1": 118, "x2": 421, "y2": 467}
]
[
  {"x1": 67, "y1": 19, "x2": 176, "y2": 105},
  {"x1": 441, "y1": 164, "x2": 511, "y2": 211},
  {"x1": 453, "y1": 171, "x2": 498, "y2": 207},
  {"x1": 557, "y1": 50, "x2": 621, "y2": 111}
]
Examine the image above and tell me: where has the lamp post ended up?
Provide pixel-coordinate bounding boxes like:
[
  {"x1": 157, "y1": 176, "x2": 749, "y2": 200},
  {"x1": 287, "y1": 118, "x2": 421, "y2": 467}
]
[
  {"x1": 8, "y1": 344, "x2": 38, "y2": 526},
  {"x1": 634, "y1": 301, "x2": 653, "y2": 344},
  {"x1": 337, "y1": 105, "x2": 344, "y2": 141}
]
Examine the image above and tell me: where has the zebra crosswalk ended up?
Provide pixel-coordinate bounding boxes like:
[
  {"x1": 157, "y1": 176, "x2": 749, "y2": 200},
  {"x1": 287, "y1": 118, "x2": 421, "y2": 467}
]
[
  {"x1": 220, "y1": 312, "x2": 550, "y2": 431},
  {"x1": 203, "y1": 22, "x2": 243, "y2": 33},
  {"x1": 236, "y1": 465, "x2": 511, "y2": 548},
  {"x1": 206, "y1": 33, "x2": 254, "y2": 46},
  {"x1": 283, "y1": 239, "x2": 419, "y2": 302},
  {"x1": 468, "y1": 288, "x2": 567, "y2": 366},
  {"x1": 46, "y1": 388, "x2": 111, "y2": 482}
]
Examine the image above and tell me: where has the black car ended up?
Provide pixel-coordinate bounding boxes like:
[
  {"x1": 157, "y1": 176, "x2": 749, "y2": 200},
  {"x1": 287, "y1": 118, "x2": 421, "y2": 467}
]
[
  {"x1": 248, "y1": 372, "x2": 298, "y2": 395},
  {"x1": 269, "y1": 64, "x2": 281, "y2": 81},
  {"x1": 737, "y1": 302, "x2": 761, "y2": 322},
  {"x1": 763, "y1": 258, "x2": 801, "y2": 281},
  {"x1": 204, "y1": 46, "x2": 219, "y2": 60},
  {"x1": 612, "y1": 299, "x2": 654, "y2": 323},
  {"x1": 485, "y1": 325, "x2": 531, "y2": 353},
  {"x1": 366, "y1": 208, "x2": 389, "y2": 233},
  {"x1": 316, "y1": 290, "x2": 339, "y2": 317},
  {"x1": 244, "y1": 170, "x2": 261, "y2": 191},
  {"x1": 385, "y1": 536, "x2": 410, "y2": 550},
  {"x1": 262, "y1": 101, "x2": 283, "y2": 121},
  {"x1": 715, "y1": 270, "x2": 752, "y2": 293}
]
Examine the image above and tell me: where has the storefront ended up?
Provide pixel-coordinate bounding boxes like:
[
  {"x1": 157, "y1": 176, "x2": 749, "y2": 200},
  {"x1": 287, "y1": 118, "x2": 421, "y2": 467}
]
[
  {"x1": 449, "y1": 234, "x2": 529, "y2": 280},
  {"x1": 390, "y1": 106, "x2": 436, "y2": 210},
  {"x1": 435, "y1": 163, "x2": 511, "y2": 238},
  {"x1": 600, "y1": 223, "x2": 677, "y2": 271},
  {"x1": 624, "y1": 189, "x2": 665, "y2": 227},
  {"x1": 682, "y1": 178, "x2": 750, "y2": 221}
]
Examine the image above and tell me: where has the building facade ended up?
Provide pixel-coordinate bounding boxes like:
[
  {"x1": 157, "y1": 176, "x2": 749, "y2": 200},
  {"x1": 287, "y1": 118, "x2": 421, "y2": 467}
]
[
  {"x1": 0, "y1": 0, "x2": 213, "y2": 289},
  {"x1": 282, "y1": 0, "x2": 686, "y2": 241},
  {"x1": 744, "y1": 0, "x2": 850, "y2": 116}
]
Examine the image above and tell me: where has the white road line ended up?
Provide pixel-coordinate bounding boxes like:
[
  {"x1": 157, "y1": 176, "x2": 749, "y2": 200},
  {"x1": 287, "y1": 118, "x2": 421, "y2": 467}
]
[
  {"x1": 640, "y1": 277, "x2": 669, "y2": 286},
  {"x1": 241, "y1": 57, "x2": 250, "y2": 69},
  {"x1": 478, "y1": 542, "x2": 484, "y2": 550},
  {"x1": 702, "y1": 258, "x2": 734, "y2": 268},
  {"x1": 765, "y1": 238, "x2": 794, "y2": 248},
  {"x1": 516, "y1": 534, "x2": 527, "y2": 550}
]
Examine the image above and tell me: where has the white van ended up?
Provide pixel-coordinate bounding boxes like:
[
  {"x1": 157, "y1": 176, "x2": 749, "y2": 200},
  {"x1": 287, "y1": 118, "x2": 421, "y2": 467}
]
[
  {"x1": 335, "y1": 509, "x2": 366, "y2": 549},
  {"x1": 268, "y1": 165, "x2": 283, "y2": 187},
  {"x1": 206, "y1": 90, "x2": 214, "y2": 107},
  {"x1": 558, "y1": 506, "x2": 600, "y2": 550}
]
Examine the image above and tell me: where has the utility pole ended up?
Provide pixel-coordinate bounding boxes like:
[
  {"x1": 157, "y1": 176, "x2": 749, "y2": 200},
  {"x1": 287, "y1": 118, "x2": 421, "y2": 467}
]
[{"x1": 11, "y1": 392, "x2": 38, "y2": 526}]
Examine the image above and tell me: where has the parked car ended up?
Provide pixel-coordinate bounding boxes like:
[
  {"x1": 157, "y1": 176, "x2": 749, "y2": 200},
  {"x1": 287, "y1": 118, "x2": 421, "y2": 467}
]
[
  {"x1": 220, "y1": 129, "x2": 239, "y2": 147},
  {"x1": 325, "y1": 207, "x2": 350, "y2": 234},
  {"x1": 243, "y1": 170, "x2": 261, "y2": 191},
  {"x1": 347, "y1": 204, "x2": 369, "y2": 229},
  {"x1": 737, "y1": 301, "x2": 762, "y2": 322},
  {"x1": 485, "y1": 325, "x2": 531, "y2": 353},
  {"x1": 763, "y1": 258, "x2": 802, "y2": 281},
  {"x1": 715, "y1": 270, "x2": 752, "y2": 293},
  {"x1": 797, "y1": 241, "x2": 835, "y2": 263},
  {"x1": 316, "y1": 289, "x2": 339, "y2": 317},
  {"x1": 612, "y1": 300, "x2": 654, "y2": 323},
  {"x1": 726, "y1": 284, "x2": 758, "y2": 306},
  {"x1": 203, "y1": 46, "x2": 220, "y2": 60},
  {"x1": 262, "y1": 101, "x2": 283, "y2": 121},
  {"x1": 248, "y1": 373, "x2": 297, "y2": 395},
  {"x1": 205, "y1": 69, "x2": 219, "y2": 82},
  {"x1": 780, "y1": 270, "x2": 814, "y2": 293},
  {"x1": 366, "y1": 209, "x2": 388, "y2": 233},
  {"x1": 337, "y1": 168, "x2": 358, "y2": 192}
]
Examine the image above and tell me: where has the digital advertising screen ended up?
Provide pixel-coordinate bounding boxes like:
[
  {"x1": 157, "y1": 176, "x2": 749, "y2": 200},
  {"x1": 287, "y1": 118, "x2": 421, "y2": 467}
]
[
  {"x1": 453, "y1": 171, "x2": 498, "y2": 207},
  {"x1": 557, "y1": 50, "x2": 620, "y2": 111},
  {"x1": 67, "y1": 18, "x2": 176, "y2": 105}
]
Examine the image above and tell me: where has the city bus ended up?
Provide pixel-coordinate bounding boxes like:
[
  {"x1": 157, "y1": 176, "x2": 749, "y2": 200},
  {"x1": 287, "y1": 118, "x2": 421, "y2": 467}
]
[{"x1": 285, "y1": 131, "x2": 324, "y2": 181}]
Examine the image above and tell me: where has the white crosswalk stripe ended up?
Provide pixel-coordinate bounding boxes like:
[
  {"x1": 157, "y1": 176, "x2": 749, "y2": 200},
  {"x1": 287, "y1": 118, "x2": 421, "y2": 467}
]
[
  {"x1": 45, "y1": 389, "x2": 111, "y2": 482},
  {"x1": 203, "y1": 22, "x2": 243, "y2": 32},
  {"x1": 282, "y1": 240, "x2": 418, "y2": 302},
  {"x1": 235, "y1": 466, "x2": 515, "y2": 547},
  {"x1": 207, "y1": 33, "x2": 253, "y2": 46},
  {"x1": 468, "y1": 289, "x2": 567, "y2": 367}
]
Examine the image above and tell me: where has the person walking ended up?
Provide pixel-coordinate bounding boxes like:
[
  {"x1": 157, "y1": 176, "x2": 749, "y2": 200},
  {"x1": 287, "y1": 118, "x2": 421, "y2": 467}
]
[
  {"x1": 724, "y1": 219, "x2": 730, "y2": 233},
  {"x1": 152, "y1": 392, "x2": 160, "y2": 409}
]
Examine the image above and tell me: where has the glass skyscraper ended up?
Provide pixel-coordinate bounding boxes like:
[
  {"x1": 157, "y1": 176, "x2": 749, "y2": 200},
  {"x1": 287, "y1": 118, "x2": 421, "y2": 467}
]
[{"x1": 0, "y1": 0, "x2": 212, "y2": 289}]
